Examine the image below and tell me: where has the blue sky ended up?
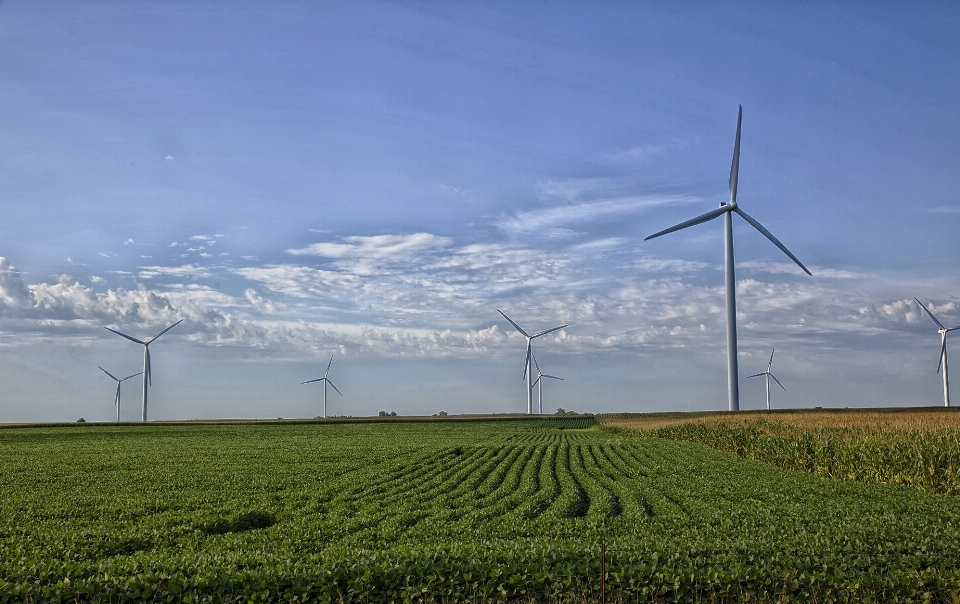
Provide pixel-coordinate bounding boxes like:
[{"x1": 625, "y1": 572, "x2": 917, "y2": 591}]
[{"x1": 1, "y1": 1, "x2": 958, "y2": 421}]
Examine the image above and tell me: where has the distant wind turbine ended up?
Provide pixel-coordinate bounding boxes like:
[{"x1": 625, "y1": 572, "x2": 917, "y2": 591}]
[
  {"x1": 746, "y1": 348, "x2": 784, "y2": 410},
  {"x1": 531, "y1": 352, "x2": 563, "y2": 415},
  {"x1": 644, "y1": 106, "x2": 811, "y2": 412},
  {"x1": 98, "y1": 367, "x2": 142, "y2": 422},
  {"x1": 104, "y1": 319, "x2": 183, "y2": 422},
  {"x1": 915, "y1": 298, "x2": 960, "y2": 407},
  {"x1": 498, "y1": 310, "x2": 569, "y2": 414},
  {"x1": 302, "y1": 355, "x2": 342, "y2": 418}
]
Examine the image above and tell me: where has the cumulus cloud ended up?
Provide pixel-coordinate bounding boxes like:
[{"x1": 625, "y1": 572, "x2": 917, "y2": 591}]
[{"x1": 0, "y1": 257, "x2": 32, "y2": 309}]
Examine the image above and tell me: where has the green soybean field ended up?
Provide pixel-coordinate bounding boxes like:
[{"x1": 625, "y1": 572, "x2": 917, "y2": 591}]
[{"x1": 3, "y1": 417, "x2": 960, "y2": 602}]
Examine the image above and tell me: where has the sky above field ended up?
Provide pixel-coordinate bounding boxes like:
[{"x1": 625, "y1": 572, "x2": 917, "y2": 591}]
[{"x1": 1, "y1": 1, "x2": 959, "y2": 421}]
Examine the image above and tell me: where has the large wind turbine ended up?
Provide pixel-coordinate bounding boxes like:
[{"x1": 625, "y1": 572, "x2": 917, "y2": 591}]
[
  {"x1": 915, "y1": 298, "x2": 960, "y2": 407},
  {"x1": 104, "y1": 319, "x2": 183, "y2": 422},
  {"x1": 498, "y1": 310, "x2": 568, "y2": 414},
  {"x1": 644, "y1": 106, "x2": 811, "y2": 411},
  {"x1": 746, "y1": 348, "x2": 784, "y2": 410},
  {"x1": 302, "y1": 355, "x2": 342, "y2": 418},
  {"x1": 531, "y1": 352, "x2": 563, "y2": 415},
  {"x1": 99, "y1": 367, "x2": 142, "y2": 422}
]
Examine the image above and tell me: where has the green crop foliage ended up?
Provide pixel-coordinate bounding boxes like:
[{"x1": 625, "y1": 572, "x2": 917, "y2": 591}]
[
  {"x1": 3, "y1": 417, "x2": 960, "y2": 602},
  {"x1": 643, "y1": 418, "x2": 960, "y2": 496}
]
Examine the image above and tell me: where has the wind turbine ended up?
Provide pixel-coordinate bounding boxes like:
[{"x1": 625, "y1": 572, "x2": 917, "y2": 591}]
[
  {"x1": 104, "y1": 319, "x2": 183, "y2": 422},
  {"x1": 644, "y1": 106, "x2": 811, "y2": 411},
  {"x1": 498, "y1": 310, "x2": 569, "y2": 414},
  {"x1": 531, "y1": 352, "x2": 563, "y2": 415},
  {"x1": 746, "y1": 348, "x2": 784, "y2": 410},
  {"x1": 302, "y1": 355, "x2": 342, "y2": 418},
  {"x1": 915, "y1": 298, "x2": 960, "y2": 407},
  {"x1": 99, "y1": 367, "x2": 142, "y2": 422}
]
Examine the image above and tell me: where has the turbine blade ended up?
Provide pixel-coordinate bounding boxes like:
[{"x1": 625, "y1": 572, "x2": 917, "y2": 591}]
[
  {"x1": 644, "y1": 205, "x2": 728, "y2": 241},
  {"x1": 532, "y1": 375, "x2": 541, "y2": 387},
  {"x1": 948, "y1": 326, "x2": 960, "y2": 332},
  {"x1": 746, "y1": 373, "x2": 765, "y2": 379},
  {"x1": 522, "y1": 341, "x2": 531, "y2": 380},
  {"x1": 121, "y1": 372, "x2": 142, "y2": 382},
  {"x1": 302, "y1": 378, "x2": 323, "y2": 384},
  {"x1": 325, "y1": 355, "x2": 334, "y2": 378},
  {"x1": 730, "y1": 105, "x2": 742, "y2": 205},
  {"x1": 768, "y1": 348, "x2": 775, "y2": 369},
  {"x1": 147, "y1": 318, "x2": 183, "y2": 344},
  {"x1": 532, "y1": 324, "x2": 569, "y2": 338},
  {"x1": 915, "y1": 298, "x2": 946, "y2": 330},
  {"x1": 99, "y1": 366, "x2": 119, "y2": 381},
  {"x1": 543, "y1": 374, "x2": 563, "y2": 381},
  {"x1": 770, "y1": 373, "x2": 786, "y2": 391},
  {"x1": 734, "y1": 207, "x2": 812, "y2": 276},
  {"x1": 104, "y1": 327, "x2": 146, "y2": 346},
  {"x1": 327, "y1": 380, "x2": 343, "y2": 396},
  {"x1": 115, "y1": 384, "x2": 121, "y2": 405},
  {"x1": 145, "y1": 347, "x2": 152, "y2": 387},
  {"x1": 497, "y1": 310, "x2": 530, "y2": 337},
  {"x1": 532, "y1": 352, "x2": 541, "y2": 374},
  {"x1": 938, "y1": 338, "x2": 946, "y2": 374}
]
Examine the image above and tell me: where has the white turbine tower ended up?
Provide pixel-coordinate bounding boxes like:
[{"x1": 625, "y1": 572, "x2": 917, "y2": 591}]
[
  {"x1": 98, "y1": 367, "x2": 142, "y2": 422},
  {"x1": 104, "y1": 319, "x2": 183, "y2": 422},
  {"x1": 302, "y1": 355, "x2": 342, "y2": 418},
  {"x1": 498, "y1": 310, "x2": 568, "y2": 414},
  {"x1": 746, "y1": 348, "x2": 784, "y2": 410},
  {"x1": 915, "y1": 298, "x2": 960, "y2": 407},
  {"x1": 644, "y1": 106, "x2": 811, "y2": 412},
  {"x1": 531, "y1": 352, "x2": 563, "y2": 415}
]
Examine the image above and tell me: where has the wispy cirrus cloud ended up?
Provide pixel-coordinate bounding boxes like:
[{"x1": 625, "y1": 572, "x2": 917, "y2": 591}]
[
  {"x1": 738, "y1": 261, "x2": 867, "y2": 280},
  {"x1": 138, "y1": 264, "x2": 213, "y2": 280},
  {"x1": 287, "y1": 233, "x2": 452, "y2": 275},
  {"x1": 496, "y1": 195, "x2": 698, "y2": 237}
]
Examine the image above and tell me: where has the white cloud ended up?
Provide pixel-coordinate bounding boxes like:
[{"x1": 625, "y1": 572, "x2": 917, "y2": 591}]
[
  {"x1": 605, "y1": 138, "x2": 689, "y2": 164},
  {"x1": 137, "y1": 264, "x2": 213, "y2": 280},
  {"x1": 739, "y1": 260, "x2": 867, "y2": 279},
  {"x1": 496, "y1": 195, "x2": 697, "y2": 237},
  {"x1": 287, "y1": 233, "x2": 453, "y2": 275}
]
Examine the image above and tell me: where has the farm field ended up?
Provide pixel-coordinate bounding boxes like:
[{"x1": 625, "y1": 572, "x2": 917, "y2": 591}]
[
  {"x1": 2, "y1": 417, "x2": 960, "y2": 602},
  {"x1": 601, "y1": 407, "x2": 960, "y2": 495}
]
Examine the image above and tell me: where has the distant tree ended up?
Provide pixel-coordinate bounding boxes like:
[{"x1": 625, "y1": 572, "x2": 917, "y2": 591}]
[
  {"x1": 379, "y1": 411, "x2": 388, "y2": 417},
  {"x1": 555, "y1": 408, "x2": 565, "y2": 415},
  {"x1": 438, "y1": 411, "x2": 448, "y2": 416},
  {"x1": 76, "y1": 418, "x2": 86, "y2": 423},
  {"x1": 390, "y1": 411, "x2": 397, "y2": 417}
]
